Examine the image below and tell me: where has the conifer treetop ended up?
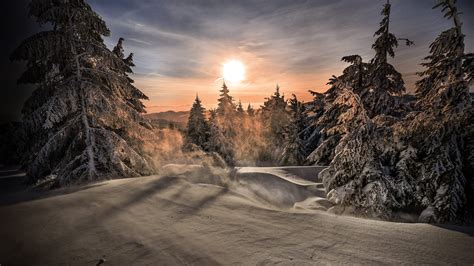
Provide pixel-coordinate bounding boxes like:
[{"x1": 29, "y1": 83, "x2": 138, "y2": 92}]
[
  {"x1": 415, "y1": 0, "x2": 471, "y2": 109},
  {"x1": 372, "y1": 0, "x2": 398, "y2": 64},
  {"x1": 217, "y1": 80, "x2": 235, "y2": 116}
]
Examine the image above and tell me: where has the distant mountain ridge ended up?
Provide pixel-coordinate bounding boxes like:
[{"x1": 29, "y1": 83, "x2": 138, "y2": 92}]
[
  {"x1": 145, "y1": 111, "x2": 189, "y2": 129},
  {"x1": 146, "y1": 111, "x2": 189, "y2": 124}
]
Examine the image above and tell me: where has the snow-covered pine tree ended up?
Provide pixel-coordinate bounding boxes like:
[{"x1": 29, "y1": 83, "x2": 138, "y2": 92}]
[
  {"x1": 212, "y1": 81, "x2": 238, "y2": 164},
  {"x1": 261, "y1": 85, "x2": 288, "y2": 134},
  {"x1": 306, "y1": 0, "x2": 411, "y2": 166},
  {"x1": 185, "y1": 95, "x2": 209, "y2": 150},
  {"x1": 11, "y1": 0, "x2": 153, "y2": 185},
  {"x1": 362, "y1": 0, "x2": 409, "y2": 118},
  {"x1": 260, "y1": 85, "x2": 290, "y2": 162},
  {"x1": 216, "y1": 81, "x2": 237, "y2": 136},
  {"x1": 306, "y1": 55, "x2": 370, "y2": 165},
  {"x1": 112, "y1": 38, "x2": 149, "y2": 115},
  {"x1": 247, "y1": 104, "x2": 255, "y2": 117},
  {"x1": 236, "y1": 100, "x2": 245, "y2": 119},
  {"x1": 403, "y1": 0, "x2": 473, "y2": 222},
  {"x1": 301, "y1": 90, "x2": 325, "y2": 163},
  {"x1": 320, "y1": 0, "x2": 473, "y2": 222},
  {"x1": 319, "y1": 85, "x2": 403, "y2": 218},
  {"x1": 206, "y1": 109, "x2": 234, "y2": 165},
  {"x1": 216, "y1": 81, "x2": 236, "y2": 117},
  {"x1": 281, "y1": 95, "x2": 308, "y2": 165}
]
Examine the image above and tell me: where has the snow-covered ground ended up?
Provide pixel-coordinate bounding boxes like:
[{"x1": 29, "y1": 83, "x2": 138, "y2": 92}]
[{"x1": 0, "y1": 165, "x2": 473, "y2": 265}]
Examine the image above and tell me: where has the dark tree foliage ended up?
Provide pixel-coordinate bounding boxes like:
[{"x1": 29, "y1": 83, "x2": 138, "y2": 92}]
[
  {"x1": 236, "y1": 100, "x2": 245, "y2": 119},
  {"x1": 247, "y1": 104, "x2": 255, "y2": 117},
  {"x1": 305, "y1": 0, "x2": 412, "y2": 167},
  {"x1": 306, "y1": 55, "x2": 370, "y2": 165},
  {"x1": 10, "y1": 0, "x2": 153, "y2": 185},
  {"x1": 362, "y1": 0, "x2": 408, "y2": 118},
  {"x1": 319, "y1": 0, "x2": 473, "y2": 223},
  {"x1": 281, "y1": 95, "x2": 308, "y2": 165},
  {"x1": 261, "y1": 85, "x2": 288, "y2": 143},
  {"x1": 260, "y1": 85, "x2": 290, "y2": 163},
  {"x1": 406, "y1": 0, "x2": 473, "y2": 222},
  {"x1": 206, "y1": 109, "x2": 234, "y2": 165},
  {"x1": 185, "y1": 95, "x2": 209, "y2": 150},
  {"x1": 216, "y1": 81, "x2": 236, "y2": 117}
]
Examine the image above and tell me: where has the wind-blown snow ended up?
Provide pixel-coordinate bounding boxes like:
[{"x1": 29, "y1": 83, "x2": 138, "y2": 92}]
[{"x1": 1, "y1": 165, "x2": 473, "y2": 264}]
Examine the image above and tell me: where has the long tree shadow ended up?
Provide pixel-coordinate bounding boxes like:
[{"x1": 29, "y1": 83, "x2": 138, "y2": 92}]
[
  {"x1": 175, "y1": 187, "x2": 228, "y2": 220},
  {"x1": 0, "y1": 174, "x2": 107, "y2": 206},
  {"x1": 94, "y1": 175, "x2": 179, "y2": 220},
  {"x1": 432, "y1": 224, "x2": 474, "y2": 237}
]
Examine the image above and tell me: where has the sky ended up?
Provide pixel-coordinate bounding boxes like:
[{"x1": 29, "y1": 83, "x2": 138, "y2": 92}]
[{"x1": 0, "y1": 0, "x2": 473, "y2": 120}]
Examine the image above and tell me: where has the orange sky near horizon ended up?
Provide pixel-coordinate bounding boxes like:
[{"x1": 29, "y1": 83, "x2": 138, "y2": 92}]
[
  {"x1": 138, "y1": 70, "x2": 336, "y2": 114},
  {"x1": 136, "y1": 54, "x2": 344, "y2": 114}
]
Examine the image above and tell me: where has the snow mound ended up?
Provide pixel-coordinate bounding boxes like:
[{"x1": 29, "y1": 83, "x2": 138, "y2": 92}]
[{"x1": 161, "y1": 164, "x2": 331, "y2": 211}]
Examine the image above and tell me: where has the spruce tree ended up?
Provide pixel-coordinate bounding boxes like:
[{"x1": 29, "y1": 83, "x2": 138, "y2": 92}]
[
  {"x1": 307, "y1": 55, "x2": 370, "y2": 165},
  {"x1": 312, "y1": 1, "x2": 414, "y2": 217},
  {"x1": 261, "y1": 85, "x2": 289, "y2": 144},
  {"x1": 362, "y1": 0, "x2": 409, "y2": 118},
  {"x1": 405, "y1": 0, "x2": 473, "y2": 222},
  {"x1": 319, "y1": 0, "x2": 473, "y2": 222},
  {"x1": 206, "y1": 109, "x2": 234, "y2": 165},
  {"x1": 247, "y1": 104, "x2": 255, "y2": 117},
  {"x1": 281, "y1": 95, "x2": 308, "y2": 165},
  {"x1": 236, "y1": 100, "x2": 245, "y2": 118},
  {"x1": 215, "y1": 81, "x2": 237, "y2": 137},
  {"x1": 260, "y1": 85, "x2": 290, "y2": 163},
  {"x1": 185, "y1": 95, "x2": 209, "y2": 150},
  {"x1": 11, "y1": 0, "x2": 153, "y2": 185},
  {"x1": 318, "y1": 85, "x2": 399, "y2": 218},
  {"x1": 216, "y1": 81, "x2": 236, "y2": 117},
  {"x1": 306, "y1": 0, "x2": 411, "y2": 166},
  {"x1": 112, "y1": 38, "x2": 149, "y2": 117}
]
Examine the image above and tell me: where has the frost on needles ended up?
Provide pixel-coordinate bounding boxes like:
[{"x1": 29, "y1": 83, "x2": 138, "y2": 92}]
[{"x1": 11, "y1": 0, "x2": 154, "y2": 186}]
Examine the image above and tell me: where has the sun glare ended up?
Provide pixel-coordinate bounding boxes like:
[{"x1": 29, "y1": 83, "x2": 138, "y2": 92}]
[{"x1": 222, "y1": 60, "x2": 245, "y2": 84}]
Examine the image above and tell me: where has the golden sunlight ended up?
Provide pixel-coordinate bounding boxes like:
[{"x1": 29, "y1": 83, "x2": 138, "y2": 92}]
[{"x1": 222, "y1": 60, "x2": 245, "y2": 84}]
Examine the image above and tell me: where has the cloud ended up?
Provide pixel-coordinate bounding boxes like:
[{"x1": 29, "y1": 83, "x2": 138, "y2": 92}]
[{"x1": 88, "y1": 0, "x2": 474, "y2": 111}]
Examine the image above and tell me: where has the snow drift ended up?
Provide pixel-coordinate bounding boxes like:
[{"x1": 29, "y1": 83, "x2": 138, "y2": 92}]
[{"x1": 1, "y1": 165, "x2": 473, "y2": 265}]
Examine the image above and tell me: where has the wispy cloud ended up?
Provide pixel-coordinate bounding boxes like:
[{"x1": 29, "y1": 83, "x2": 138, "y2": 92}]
[{"x1": 88, "y1": 0, "x2": 474, "y2": 112}]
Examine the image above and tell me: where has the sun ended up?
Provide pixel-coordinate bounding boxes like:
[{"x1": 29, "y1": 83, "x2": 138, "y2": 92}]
[{"x1": 222, "y1": 60, "x2": 245, "y2": 84}]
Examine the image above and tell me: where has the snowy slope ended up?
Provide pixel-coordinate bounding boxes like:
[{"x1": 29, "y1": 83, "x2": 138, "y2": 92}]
[{"x1": 1, "y1": 165, "x2": 473, "y2": 265}]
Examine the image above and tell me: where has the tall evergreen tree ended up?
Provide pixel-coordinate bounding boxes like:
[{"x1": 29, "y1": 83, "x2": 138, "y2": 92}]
[
  {"x1": 206, "y1": 109, "x2": 234, "y2": 165},
  {"x1": 236, "y1": 100, "x2": 245, "y2": 118},
  {"x1": 247, "y1": 104, "x2": 255, "y2": 117},
  {"x1": 261, "y1": 85, "x2": 289, "y2": 144},
  {"x1": 216, "y1": 81, "x2": 236, "y2": 117},
  {"x1": 307, "y1": 55, "x2": 370, "y2": 165},
  {"x1": 11, "y1": 0, "x2": 153, "y2": 185},
  {"x1": 112, "y1": 38, "x2": 149, "y2": 117},
  {"x1": 215, "y1": 81, "x2": 237, "y2": 140},
  {"x1": 281, "y1": 95, "x2": 308, "y2": 165},
  {"x1": 405, "y1": 0, "x2": 473, "y2": 222},
  {"x1": 306, "y1": 0, "x2": 411, "y2": 166},
  {"x1": 362, "y1": 0, "x2": 409, "y2": 118},
  {"x1": 319, "y1": 0, "x2": 473, "y2": 222},
  {"x1": 185, "y1": 95, "x2": 209, "y2": 150},
  {"x1": 260, "y1": 85, "x2": 290, "y2": 163},
  {"x1": 319, "y1": 85, "x2": 398, "y2": 218}
]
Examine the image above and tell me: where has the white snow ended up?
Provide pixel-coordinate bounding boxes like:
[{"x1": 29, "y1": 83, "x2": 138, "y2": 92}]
[{"x1": 0, "y1": 165, "x2": 473, "y2": 264}]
